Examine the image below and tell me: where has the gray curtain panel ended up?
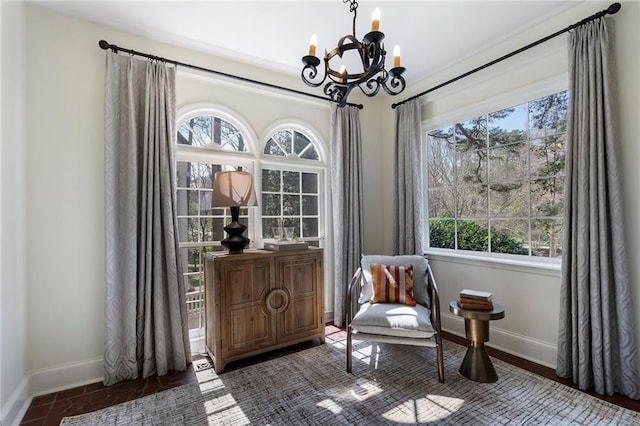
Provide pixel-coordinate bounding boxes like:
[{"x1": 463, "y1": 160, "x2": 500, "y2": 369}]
[
  {"x1": 557, "y1": 18, "x2": 640, "y2": 399},
  {"x1": 104, "y1": 52, "x2": 191, "y2": 386},
  {"x1": 330, "y1": 104, "x2": 364, "y2": 328},
  {"x1": 393, "y1": 98, "x2": 424, "y2": 255}
]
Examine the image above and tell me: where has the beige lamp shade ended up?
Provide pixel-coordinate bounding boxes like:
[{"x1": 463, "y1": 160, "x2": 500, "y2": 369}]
[{"x1": 211, "y1": 171, "x2": 258, "y2": 208}]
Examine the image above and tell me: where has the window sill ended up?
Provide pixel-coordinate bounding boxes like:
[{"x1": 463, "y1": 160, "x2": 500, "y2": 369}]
[{"x1": 424, "y1": 248, "x2": 562, "y2": 277}]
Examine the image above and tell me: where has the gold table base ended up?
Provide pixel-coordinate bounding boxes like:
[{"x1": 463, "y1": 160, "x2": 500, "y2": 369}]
[{"x1": 449, "y1": 301, "x2": 505, "y2": 383}]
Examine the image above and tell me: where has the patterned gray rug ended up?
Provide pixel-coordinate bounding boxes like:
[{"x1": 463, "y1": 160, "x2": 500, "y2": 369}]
[{"x1": 61, "y1": 334, "x2": 639, "y2": 425}]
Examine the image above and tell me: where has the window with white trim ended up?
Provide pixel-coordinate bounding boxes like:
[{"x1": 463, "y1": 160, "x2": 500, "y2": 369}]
[
  {"x1": 175, "y1": 110, "x2": 326, "y2": 338},
  {"x1": 261, "y1": 128, "x2": 324, "y2": 247},
  {"x1": 426, "y1": 90, "x2": 567, "y2": 258}
]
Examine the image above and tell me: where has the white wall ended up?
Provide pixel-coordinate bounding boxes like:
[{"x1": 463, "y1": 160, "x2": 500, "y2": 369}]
[
  {"x1": 22, "y1": 3, "x2": 345, "y2": 396},
  {"x1": 15, "y1": 0, "x2": 640, "y2": 404},
  {"x1": 1, "y1": 1, "x2": 29, "y2": 425},
  {"x1": 376, "y1": 0, "x2": 640, "y2": 367}
]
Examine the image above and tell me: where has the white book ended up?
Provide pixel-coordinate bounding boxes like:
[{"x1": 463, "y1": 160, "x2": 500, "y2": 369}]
[{"x1": 460, "y1": 289, "x2": 493, "y2": 301}]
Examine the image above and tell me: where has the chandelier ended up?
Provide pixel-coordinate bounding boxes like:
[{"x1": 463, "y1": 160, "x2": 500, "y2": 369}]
[{"x1": 301, "y1": 0, "x2": 406, "y2": 107}]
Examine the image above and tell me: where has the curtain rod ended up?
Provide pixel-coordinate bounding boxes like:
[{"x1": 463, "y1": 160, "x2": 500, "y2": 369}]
[
  {"x1": 98, "y1": 40, "x2": 364, "y2": 110},
  {"x1": 391, "y1": 2, "x2": 622, "y2": 109}
]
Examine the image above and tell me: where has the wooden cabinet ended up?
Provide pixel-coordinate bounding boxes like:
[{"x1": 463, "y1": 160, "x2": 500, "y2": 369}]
[{"x1": 204, "y1": 248, "x2": 324, "y2": 373}]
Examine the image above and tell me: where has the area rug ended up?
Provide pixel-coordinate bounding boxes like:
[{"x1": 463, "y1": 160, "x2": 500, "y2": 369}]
[{"x1": 60, "y1": 335, "x2": 640, "y2": 425}]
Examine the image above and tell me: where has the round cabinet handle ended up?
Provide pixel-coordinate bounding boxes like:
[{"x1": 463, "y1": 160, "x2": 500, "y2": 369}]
[{"x1": 265, "y1": 289, "x2": 290, "y2": 314}]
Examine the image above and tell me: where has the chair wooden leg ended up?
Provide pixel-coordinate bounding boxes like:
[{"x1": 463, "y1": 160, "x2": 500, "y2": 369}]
[{"x1": 347, "y1": 328, "x2": 353, "y2": 373}]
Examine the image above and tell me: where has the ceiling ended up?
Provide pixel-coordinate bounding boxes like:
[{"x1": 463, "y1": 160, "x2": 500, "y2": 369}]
[{"x1": 34, "y1": 1, "x2": 582, "y2": 84}]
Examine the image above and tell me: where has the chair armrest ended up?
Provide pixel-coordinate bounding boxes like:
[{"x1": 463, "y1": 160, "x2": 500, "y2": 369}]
[
  {"x1": 426, "y1": 264, "x2": 442, "y2": 333},
  {"x1": 346, "y1": 267, "x2": 363, "y2": 325}
]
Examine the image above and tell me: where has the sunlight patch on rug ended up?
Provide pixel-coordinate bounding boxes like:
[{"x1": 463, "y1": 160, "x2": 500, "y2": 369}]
[{"x1": 382, "y1": 395, "x2": 466, "y2": 424}]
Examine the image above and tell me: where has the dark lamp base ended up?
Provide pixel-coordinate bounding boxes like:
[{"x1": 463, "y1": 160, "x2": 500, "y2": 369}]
[{"x1": 222, "y1": 220, "x2": 250, "y2": 254}]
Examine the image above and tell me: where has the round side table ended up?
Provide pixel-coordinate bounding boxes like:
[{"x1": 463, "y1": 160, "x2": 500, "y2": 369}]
[{"x1": 449, "y1": 300, "x2": 505, "y2": 383}]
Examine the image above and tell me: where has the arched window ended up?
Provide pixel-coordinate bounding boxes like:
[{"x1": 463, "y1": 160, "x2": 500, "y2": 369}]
[
  {"x1": 260, "y1": 125, "x2": 326, "y2": 248},
  {"x1": 175, "y1": 106, "x2": 256, "y2": 336}
]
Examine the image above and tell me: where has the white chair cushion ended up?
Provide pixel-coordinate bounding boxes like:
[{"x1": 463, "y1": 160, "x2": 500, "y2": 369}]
[
  {"x1": 360, "y1": 255, "x2": 430, "y2": 307},
  {"x1": 350, "y1": 302, "x2": 435, "y2": 339}
]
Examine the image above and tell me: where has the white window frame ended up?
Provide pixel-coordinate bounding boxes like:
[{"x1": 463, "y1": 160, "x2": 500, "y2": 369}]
[
  {"x1": 257, "y1": 120, "x2": 327, "y2": 249},
  {"x1": 422, "y1": 75, "x2": 568, "y2": 272}
]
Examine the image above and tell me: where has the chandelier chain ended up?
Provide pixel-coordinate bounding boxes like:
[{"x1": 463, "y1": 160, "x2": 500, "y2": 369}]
[{"x1": 344, "y1": 0, "x2": 358, "y2": 36}]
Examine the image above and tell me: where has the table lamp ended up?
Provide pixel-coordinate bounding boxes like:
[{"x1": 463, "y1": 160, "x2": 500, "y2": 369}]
[{"x1": 211, "y1": 170, "x2": 258, "y2": 254}]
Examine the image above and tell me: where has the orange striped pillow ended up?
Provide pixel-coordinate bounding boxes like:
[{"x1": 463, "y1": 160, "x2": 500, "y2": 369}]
[{"x1": 369, "y1": 263, "x2": 417, "y2": 306}]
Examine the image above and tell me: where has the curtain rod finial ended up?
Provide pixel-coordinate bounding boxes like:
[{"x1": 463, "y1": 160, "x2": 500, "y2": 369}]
[
  {"x1": 607, "y1": 3, "x2": 621, "y2": 14},
  {"x1": 98, "y1": 40, "x2": 110, "y2": 50}
]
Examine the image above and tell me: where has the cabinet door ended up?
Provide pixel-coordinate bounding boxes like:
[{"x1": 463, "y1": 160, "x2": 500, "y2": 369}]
[
  {"x1": 221, "y1": 258, "x2": 277, "y2": 356},
  {"x1": 276, "y1": 252, "x2": 323, "y2": 341}
]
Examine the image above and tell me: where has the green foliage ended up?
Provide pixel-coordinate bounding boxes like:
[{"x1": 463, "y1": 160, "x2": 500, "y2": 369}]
[{"x1": 430, "y1": 218, "x2": 528, "y2": 255}]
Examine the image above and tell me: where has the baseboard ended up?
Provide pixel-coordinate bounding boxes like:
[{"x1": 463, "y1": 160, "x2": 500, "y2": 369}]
[
  {"x1": 1, "y1": 376, "x2": 30, "y2": 426},
  {"x1": 29, "y1": 357, "x2": 103, "y2": 397},
  {"x1": 324, "y1": 310, "x2": 334, "y2": 324},
  {"x1": 442, "y1": 312, "x2": 558, "y2": 369}
]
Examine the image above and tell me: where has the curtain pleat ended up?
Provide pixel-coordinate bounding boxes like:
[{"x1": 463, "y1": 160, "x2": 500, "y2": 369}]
[
  {"x1": 393, "y1": 98, "x2": 424, "y2": 255},
  {"x1": 330, "y1": 104, "x2": 364, "y2": 328},
  {"x1": 557, "y1": 18, "x2": 640, "y2": 399},
  {"x1": 104, "y1": 52, "x2": 190, "y2": 386}
]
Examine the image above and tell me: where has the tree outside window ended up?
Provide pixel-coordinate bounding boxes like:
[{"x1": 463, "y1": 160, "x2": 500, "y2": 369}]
[{"x1": 426, "y1": 91, "x2": 567, "y2": 257}]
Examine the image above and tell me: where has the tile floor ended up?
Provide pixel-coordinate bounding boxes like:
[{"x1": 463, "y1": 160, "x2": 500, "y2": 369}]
[{"x1": 19, "y1": 326, "x2": 639, "y2": 424}]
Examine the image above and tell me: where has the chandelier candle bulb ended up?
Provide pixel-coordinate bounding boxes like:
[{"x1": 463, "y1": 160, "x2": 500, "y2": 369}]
[
  {"x1": 371, "y1": 8, "x2": 380, "y2": 32},
  {"x1": 339, "y1": 65, "x2": 347, "y2": 83},
  {"x1": 309, "y1": 34, "x2": 317, "y2": 57},
  {"x1": 393, "y1": 45, "x2": 401, "y2": 68}
]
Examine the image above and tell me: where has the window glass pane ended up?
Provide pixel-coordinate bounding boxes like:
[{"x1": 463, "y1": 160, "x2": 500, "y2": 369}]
[
  {"x1": 530, "y1": 135, "x2": 565, "y2": 178},
  {"x1": 531, "y1": 177, "x2": 564, "y2": 217},
  {"x1": 282, "y1": 171, "x2": 300, "y2": 192},
  {"x1": 273, "y1": 130, "x2": 292, "y2": 155},
  {"x1": 455, "y1": 116, "x2": 486, "y2": 151},
  {"x1": 488, "y1": 143, "x2": 528, "y2": 183},
  {"x1": 490, "y1": 219, "x2": 529, "y2": 255},
  {"x1": 429, "y1": 218, "x2": 455, "y2": 249},
  {"x1": 302, "y1": 173, "x2": 318, "y2": 193},
  {"x1": 428, "y1": 188, "x2": 454, "y2": 218},
  {"x1": 178, "y1": 116, "x2": 211, "y2": 146},
  {"x1": 212, "y1": 218, "x2": 225, "y2": 241},
  {"x1": 302, "y1": 195, "x2": 318, "y2": 215},
  {"x1": 456, "y1": 185, "x2": 487, "y2": 218},
  {"x1": 177, "y1": 116, "x2": 247, "y2": 152},
  {"x1": 262, "y1": 193, "x2": 281, "y2": 216},
  {"x1": 302, "y1": 218, "x2": 318, "y2": 238},
  {"x1": 456, "y1": 149, "x2": 487, "y2": 185},
  {"x1": 457, "y1": 220, "x2": 489, "y2": 252},
  {"x1": 488, "y1": 103, "x2": 527, "y2": 146},
  {"x1": 531, "y1": 219, "x2": 563, "y2": 257},
  {"x1": 529, "y1": 91, "x2": 568, "y2": 138},
  {"x1": 262, "y1": 169, "x2": 281, "y2": 192},
  {"x1": 282, "y1": 194, "x2": 300, "y2": 215},
  {"x1": 427, "y1": 128, "x2": 455, "y2": 188},
  {"x1": 264, "y1": 138, "x2": 284, "y2": 156},
  {"x1": 200, "y1": 218, "x2": 213, "y2": 241},
  {"x1": 300, "y1": 145, "x2": 319, "y2": 160},
  {"x1": 489, "y1": 183, "x2": 528, "y2": 218}
]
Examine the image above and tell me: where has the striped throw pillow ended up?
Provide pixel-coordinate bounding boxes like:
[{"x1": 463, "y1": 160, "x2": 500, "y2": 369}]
[{"x1": 369, "y1": 263, "x2": 417, "y2": 306}]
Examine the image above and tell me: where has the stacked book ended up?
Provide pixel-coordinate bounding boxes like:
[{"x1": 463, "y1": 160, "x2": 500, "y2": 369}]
[{"x1": 458, "y1": 289, "x2": 494, "y2": 310}]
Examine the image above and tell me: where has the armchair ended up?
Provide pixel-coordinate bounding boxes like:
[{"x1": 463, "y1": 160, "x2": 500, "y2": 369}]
[{"x1": 346, "y1": 255, "x2": 444, "y2": 382}]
